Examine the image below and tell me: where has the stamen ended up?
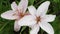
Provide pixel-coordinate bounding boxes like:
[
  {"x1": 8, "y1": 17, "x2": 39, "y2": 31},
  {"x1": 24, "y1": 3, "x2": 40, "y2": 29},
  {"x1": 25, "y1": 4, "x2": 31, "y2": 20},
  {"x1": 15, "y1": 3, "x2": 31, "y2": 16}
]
[
  {"x1": 19, "y1": 12, "x2": 30, "y2": 18},
  {"x1": 19, "y1": 13, "x2": 24, "y2": 18},
  {"x1": 12, "y1": 9, "x2": 30, "y2": 19},
  {"x1": 36, "y1": 16, "x2": 41, "y2": 23}
]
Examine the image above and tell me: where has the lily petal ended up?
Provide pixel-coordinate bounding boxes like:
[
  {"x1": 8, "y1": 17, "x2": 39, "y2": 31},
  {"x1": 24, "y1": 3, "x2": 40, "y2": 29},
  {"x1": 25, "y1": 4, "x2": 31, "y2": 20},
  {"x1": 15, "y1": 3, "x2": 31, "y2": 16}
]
[
  {"x1": 18, "y1": 0, "x2": 28, "y2": 13},
  {"x1": 1, "y1": 10, "x2": 18, "y2": 20},
  {"x1": 28, "y1": 5, "x2": 36, "y2": 16},
  {"x1": 30, "y1": 24, "x2": 39, "y2": 34},
  {"x1": 18, "y1": 15, "x2": 36, "y2": 26},
  {"x1": 11, "y1": 2, "x2": 18, "y2": 11},
  {"x1": 14, "y1": 20, "x2": 21, "y2": 32},
  {"x1": 36, "y1": 1, "x2": 50, "y2": 16},
  {"x1": 41, "y1": 15, "x2": 56, "y2": 22},
  {"x1": 39, "y1": 22, "x2": 54, "y2": 34}
]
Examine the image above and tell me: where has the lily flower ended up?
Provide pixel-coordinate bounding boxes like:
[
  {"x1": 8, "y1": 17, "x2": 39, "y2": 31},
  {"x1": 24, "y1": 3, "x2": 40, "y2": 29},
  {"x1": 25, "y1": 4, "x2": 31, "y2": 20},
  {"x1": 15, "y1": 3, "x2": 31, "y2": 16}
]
[
  {"x1": 18, "y1": 1, "x2": 56, "y2": 34},
  {"x1": 1, "y1": 0, "x2": 28, "y2": 32}
]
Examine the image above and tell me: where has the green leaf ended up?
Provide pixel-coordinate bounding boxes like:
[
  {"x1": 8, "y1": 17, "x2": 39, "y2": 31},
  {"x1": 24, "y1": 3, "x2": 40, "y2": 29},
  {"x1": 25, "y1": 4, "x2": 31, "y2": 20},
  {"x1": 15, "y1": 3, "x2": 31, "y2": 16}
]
[
  {"x1": 21, "y1": 26, "x2": 26, "y2": 32},
  {"x1": 53, "y1": 0, "x2": 60, "y2": 3},
  {"x1": 52, "y1": 16, "x2": 60, "y2": 34},
  {"x1": 29, "y1": 0, "x2": 35, "y2": 5}
]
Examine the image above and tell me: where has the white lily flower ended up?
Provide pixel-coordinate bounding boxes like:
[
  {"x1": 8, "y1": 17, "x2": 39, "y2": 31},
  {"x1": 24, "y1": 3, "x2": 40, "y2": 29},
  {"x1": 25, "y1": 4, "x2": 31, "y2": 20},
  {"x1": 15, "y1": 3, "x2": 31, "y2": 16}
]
[
  {"x1": 1, "y1": 0, "x2": 28, "y2": 32},
  {"x1": 18, "y1": 1, "x2": 56, "y2": 34}
]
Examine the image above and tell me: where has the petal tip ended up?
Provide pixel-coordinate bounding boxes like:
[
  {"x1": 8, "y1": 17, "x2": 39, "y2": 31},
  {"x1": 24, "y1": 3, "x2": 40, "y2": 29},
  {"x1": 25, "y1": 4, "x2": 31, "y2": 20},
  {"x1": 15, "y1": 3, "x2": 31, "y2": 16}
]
[
  {"x1": 42, "y1": 1, "x2": 50, "y2": 6},
  {"x1": 45, "y1": 1, "x2": 50, "y2": 4},
  {"x1": 54, "y1": 15, "x2": 56, "y2": 17},
  {"x1": 11, "y1": 2, "x2": 16, "y2": 5},
  {"x1": 1, "y1": 13, "x2": 4, "y2": 18},
  {"x1": 28, "y1": 5, "x2": 33, "y2": 8},
  {"x1": 53, "y1": 15, "x2": 56, "y2": 19}
]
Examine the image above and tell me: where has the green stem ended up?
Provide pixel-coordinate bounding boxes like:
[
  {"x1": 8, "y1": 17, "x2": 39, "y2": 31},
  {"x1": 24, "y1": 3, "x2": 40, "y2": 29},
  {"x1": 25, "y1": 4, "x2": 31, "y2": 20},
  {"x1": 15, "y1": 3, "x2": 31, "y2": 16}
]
[
  {"x1": 0, "y1": 22, "x2": 9, "y2": 31},
  {"x1": 41, "y1": 29, "x2": 44, "y2": 34},
  {"x1": 40, "y1": 28, "x2": 44, "y2": 34},
  {"x1": 20, "y1": 26, "x2": 26, "y2": 34},
  {"x1": 20, "y1": 33, "x2": 21, "y2": 34}
]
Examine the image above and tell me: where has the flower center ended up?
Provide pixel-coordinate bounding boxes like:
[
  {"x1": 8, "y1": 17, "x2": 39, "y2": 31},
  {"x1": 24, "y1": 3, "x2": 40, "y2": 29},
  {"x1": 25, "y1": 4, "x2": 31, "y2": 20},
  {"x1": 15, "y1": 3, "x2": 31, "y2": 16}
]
[
  {"x1": 36, "y1": 16, "x2": 41, "y2": 23},
  {"x1": 12, "y1": 9, "x2": 30, "y2": 19},
  {"x1": 19, "y1": 13, "x2": 25, "y2": 18},
  {"x1": 19, "y1": 12, "x2": 30, "y2": 18}
]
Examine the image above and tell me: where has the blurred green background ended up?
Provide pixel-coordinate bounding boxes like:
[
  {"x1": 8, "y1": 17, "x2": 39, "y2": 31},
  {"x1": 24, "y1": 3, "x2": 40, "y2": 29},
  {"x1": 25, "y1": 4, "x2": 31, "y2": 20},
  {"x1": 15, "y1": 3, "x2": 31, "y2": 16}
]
[{"x1": 0, "y1": 0, "x2": 60, "y2": 34}]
